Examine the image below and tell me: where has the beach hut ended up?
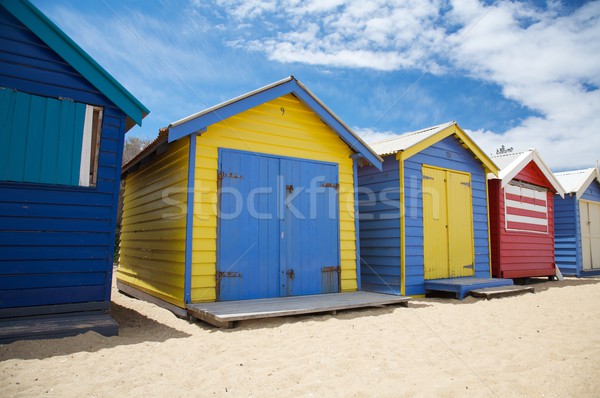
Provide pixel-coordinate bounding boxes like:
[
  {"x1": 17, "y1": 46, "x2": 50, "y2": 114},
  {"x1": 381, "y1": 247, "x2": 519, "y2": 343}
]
[
  {"x1": 0, "y1": 0, "x2": 149, "y2": 341},
  {"x1": 487, "y1": 150, "x2": 565, "y2": 279},
  {"x1": 117, "y1": 77, "x2": 382, "y2": 314},
  {"x1": 358, "y1": 122, "x2": 512, "y2": 299},
  {"x1": 554, "y1": 167, "x2": 600, "y2": 276}
]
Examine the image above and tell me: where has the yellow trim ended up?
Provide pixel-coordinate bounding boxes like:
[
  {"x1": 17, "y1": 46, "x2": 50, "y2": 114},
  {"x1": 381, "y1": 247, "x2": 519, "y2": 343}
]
[
  {"x1": 402, "y1": 124, "x2": 499, "y2": 177},
  {"x1": 420, "y1": 163, "x2": 471, "y2": 177},
  {"x1": 411, "y1": 294, "x2": 426, "y2": 298},
  {"x1": 396, "y1": 151, "x2": 406, "y2": 296},
  {"x1": 485, "y1": 177, "x2": 492, "y2": 277}
]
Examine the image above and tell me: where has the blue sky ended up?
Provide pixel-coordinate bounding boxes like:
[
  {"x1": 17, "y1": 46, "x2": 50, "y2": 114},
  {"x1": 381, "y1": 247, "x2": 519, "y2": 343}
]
[{"x1": 33, "y1": 0, "x2": 600, "y2": 170}]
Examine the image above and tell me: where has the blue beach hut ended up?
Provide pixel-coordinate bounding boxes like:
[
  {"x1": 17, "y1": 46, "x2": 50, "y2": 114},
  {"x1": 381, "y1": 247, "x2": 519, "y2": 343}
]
[
  {"x1": 358, "y1": 122, "x2": 513, "y2": 299},
  {"x1": 554, "y1": 168, "x2": 600, "y2": 276},
  {"x1": 0, "y1": 0, "x2": 148, "y2": 341}
]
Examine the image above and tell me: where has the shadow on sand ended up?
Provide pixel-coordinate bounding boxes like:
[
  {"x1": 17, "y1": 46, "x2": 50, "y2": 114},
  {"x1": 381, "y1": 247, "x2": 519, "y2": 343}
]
[{"x1": 0, "y1": 302, "x2": 192, "y2": 361}]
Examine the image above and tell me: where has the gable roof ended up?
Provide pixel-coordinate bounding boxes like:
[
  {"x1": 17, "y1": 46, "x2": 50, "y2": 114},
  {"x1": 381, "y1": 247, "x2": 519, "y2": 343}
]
[
  {"x1": 489, "y1": 149, "x2": 565, "y2": 196},
  {"x1": 1, "y1": 0, "x2": 149, "y2": 131},
  {"x1": 368, "y1": 121, "x2": 499, "y2": 175},
  {"x1": 554, "y1": 167, "x2": 600, "y2": 199},
  {"x1": 167, "y1": 76, "x2": 383, "y2": 170}
]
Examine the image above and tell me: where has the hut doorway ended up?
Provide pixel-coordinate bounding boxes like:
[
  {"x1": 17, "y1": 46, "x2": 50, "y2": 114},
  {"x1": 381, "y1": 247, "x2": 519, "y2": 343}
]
[
  {"x1": 580, "y1": 200, "x2": 600, "y2": 270},
  {"x1": 422, "y1": 165, "x2": 475, "y2": 279},
  {"x1": 216, "y1": 149, "x2": 340, "y2": 301}
]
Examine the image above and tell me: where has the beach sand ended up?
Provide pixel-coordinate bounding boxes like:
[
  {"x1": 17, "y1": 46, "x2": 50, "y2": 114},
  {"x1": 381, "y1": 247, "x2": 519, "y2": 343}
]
[{"x1": 1, "y1": 277, "x2": 599, "y2": 397}]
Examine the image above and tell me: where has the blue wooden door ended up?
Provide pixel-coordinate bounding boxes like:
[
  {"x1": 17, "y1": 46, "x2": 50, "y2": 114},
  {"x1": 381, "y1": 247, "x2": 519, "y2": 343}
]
[
  {"x1": 283, "y1": 159, "x2": 340, "y2": 296},
  {"x1": 217, "y1": 150, "x2": 281, "y2": 300},
  {"x1": 217, "y1": 150, "x2": 340, "y2": 301}
]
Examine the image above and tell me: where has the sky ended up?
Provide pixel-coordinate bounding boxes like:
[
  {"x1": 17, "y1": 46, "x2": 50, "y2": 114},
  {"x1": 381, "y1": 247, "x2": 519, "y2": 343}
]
[{"x1": 32, "y1": 0, "x2": 600, "y2": 171}]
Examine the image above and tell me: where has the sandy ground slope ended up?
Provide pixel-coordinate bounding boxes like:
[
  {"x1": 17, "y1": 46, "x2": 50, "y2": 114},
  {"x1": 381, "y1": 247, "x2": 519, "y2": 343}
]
[{"x1": 1, "y1": 277, "x2": 599, "y2": 397}]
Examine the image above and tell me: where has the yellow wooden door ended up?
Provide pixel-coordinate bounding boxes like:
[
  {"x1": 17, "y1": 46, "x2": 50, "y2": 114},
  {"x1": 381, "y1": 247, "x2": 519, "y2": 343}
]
[
  {"x1": 447, "y1": 171, "x2": 475, "y2": 277},
  {"x1": 423, "y1": 166, "x2": 474, "y2": 279},
  {"x1": 423, "y1": 166, "x2": 449, "y2": 279}
]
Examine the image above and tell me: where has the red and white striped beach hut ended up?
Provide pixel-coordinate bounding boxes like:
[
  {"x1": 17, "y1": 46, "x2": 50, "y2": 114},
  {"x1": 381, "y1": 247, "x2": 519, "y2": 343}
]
[{"x1": 488, "y1": 150, "x2": 565, "y2": 279}]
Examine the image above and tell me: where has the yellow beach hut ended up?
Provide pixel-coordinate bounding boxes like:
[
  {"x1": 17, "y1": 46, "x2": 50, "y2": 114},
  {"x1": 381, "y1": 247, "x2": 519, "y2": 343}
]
[{"x1": 117, "y1": 77, "x2": 382, "y2": 315}]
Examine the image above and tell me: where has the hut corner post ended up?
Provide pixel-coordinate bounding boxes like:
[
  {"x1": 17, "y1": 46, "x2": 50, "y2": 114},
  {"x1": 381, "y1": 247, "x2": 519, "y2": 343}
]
[
  {"x1": 351, "y1": 153, "x2": 362, "y2": 290},
  {"x1": 396, "y1": 151, "x2": 406, "y2": 296},
  {"x1": 184, "y1": 133, "x2": 198, "y2": 304}
]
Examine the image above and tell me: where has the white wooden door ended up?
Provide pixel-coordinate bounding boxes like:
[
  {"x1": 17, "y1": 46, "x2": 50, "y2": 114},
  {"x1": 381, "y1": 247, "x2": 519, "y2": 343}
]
[{"x1": 580, "y1": 201, "x2": 600, "y2": 270}]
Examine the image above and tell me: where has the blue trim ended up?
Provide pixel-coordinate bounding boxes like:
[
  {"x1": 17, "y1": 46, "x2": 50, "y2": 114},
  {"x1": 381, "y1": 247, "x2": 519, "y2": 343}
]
[
  {"x1": 213, "y1": 146, "x2": 339, "y2": 167},
  {"x1": 1, "y1": 0, "x2": 149, "y2": 128},
  {"x1": 351, "y1": 154, "x2": 361, "y2": 290},
  {"x1": 168, "y1": 78, "x2": 382, "y2": 170},
  {"x1": 184, "y1": 133, "x2": 197, "y2": 303}
]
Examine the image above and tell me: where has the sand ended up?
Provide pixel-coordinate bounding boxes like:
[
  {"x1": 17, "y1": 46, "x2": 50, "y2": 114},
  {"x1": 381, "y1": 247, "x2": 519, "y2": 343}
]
[{"x1": 1, "y1": 277, "x2": 600, "y2": 397}]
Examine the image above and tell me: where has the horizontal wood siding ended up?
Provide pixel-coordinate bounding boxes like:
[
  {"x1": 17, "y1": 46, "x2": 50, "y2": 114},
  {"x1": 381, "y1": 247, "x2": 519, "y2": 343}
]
[
  {"x1": 553, "y1": 195, "x2": 579, "y2": 275},
  {"x1": 358, "y1": 155, "x2": 401, "y2": 294},
  {"x1": 192, "y1": 94, "x2": 356, "y2": 302},
  {"x1": 117, "y1": 138, "x2": 189, "y2": 307},
  {"x1": 555, "y1": 180, "x2": 600, "y2": 276},
  {"x1": 0, "y1": 9, "x2": 113, "y2": 109},
  {"x1": 491, "y1": 162, "x2": 557, "y2": 278},
  {"x1": 404, "y1": 135, "x2": 490, "y2": 295},
  {"x1": 0, "y1": 9, "x2": 125, "y2": 310}
]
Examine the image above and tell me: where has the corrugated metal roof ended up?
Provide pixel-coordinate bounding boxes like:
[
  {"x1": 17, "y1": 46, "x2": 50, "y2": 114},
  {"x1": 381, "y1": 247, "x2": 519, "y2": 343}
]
[
  {"x1": 555, "y1": 167, "x2": 600, "y2": 198},
  {"x1": 489, "y1": 151, "x2": 524, "y2": 170},
  {"x1": 368, "y1": 121, "x2": 456, "y2": 156}
]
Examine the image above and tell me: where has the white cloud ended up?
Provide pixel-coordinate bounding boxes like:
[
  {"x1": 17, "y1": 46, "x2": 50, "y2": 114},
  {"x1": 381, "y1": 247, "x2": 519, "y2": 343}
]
[
  {"x1": 215, "y1": 0, "x2": 600, "y2": 169},
  {"x1": 218, "y1": 0, "x2": 446, "y2": 72},
  {"x1": 353, "y1": 127, "x2": 399, "y2": 144},
  {"x1": 38, "y1": 0, "x2": 599, "y2": 169},
  {"x1": 448, "y1": 1, "x2": 600, "y2": 169}
]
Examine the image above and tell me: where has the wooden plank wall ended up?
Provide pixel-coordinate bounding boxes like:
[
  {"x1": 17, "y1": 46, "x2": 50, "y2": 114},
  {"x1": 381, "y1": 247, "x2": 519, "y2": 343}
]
[
  {"x1": 493, "y1": 162, "x2": 556, "y2": 278},
  {"x1": 554, "y1": 195, "x2": 579, "y2": 276},
  {"x1": 118, "y1": 139, "x2": 189, "y2": 307},
  {"x1": 0, "y1": 8, "x2": 125, "y2": 311},
  {"x1": 405, "y1": 135, "x2": 491, "y2": 295},
  {"x1": 357, "y1": 155, "x2": 402, "y2": 295}
]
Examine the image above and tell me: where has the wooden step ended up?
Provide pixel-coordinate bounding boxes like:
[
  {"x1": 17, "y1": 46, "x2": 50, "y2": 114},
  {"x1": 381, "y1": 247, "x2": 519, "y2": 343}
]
[{"x1": 469, "y1": 285, "x2": 535, "y2": 299}]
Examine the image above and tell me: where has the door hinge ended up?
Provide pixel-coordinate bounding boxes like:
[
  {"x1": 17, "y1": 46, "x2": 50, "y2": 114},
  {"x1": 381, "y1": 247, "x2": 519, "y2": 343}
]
[
  {"x1": 460, "y1": 181, "x2": 471, "y2": 187},
  {"x1": 218, "y1": 171, "x2": 244, "y2": 180},
  {"x1": 320, "y1": 182, "x2": 339, "y2": 190},
  {"x1": 463, "y1": 264, "x2": 474, "y2": 269},
  {"x1": 216, "y1": 271, "x2": 242, "y2": 279},
  {"x1": 422, "y1": 175, "x2": 434, "y2": 180}
]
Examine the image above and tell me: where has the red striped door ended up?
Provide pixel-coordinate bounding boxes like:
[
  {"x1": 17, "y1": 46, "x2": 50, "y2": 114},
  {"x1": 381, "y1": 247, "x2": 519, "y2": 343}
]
[{"x1": 504, "y1": 183, "x2": 548, "y2": 234}]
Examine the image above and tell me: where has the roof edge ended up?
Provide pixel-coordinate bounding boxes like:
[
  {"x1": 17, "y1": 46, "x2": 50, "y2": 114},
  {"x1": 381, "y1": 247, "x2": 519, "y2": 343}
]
[
  {"x1": 498, "y1": 149, "x2": 566, "y2": 197},
  {"x1": 166, "y1": 76, "x2": 383, "y2": 170},
  {"x1": 574, "y1": 167, "x2": 600, "y2": 199},
  {"x1": 2, "y1": 0, "x2": 149, "y2": 130},
  {"x1": 398, "y1": 122, "x2": 499, "y2": 176}
]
